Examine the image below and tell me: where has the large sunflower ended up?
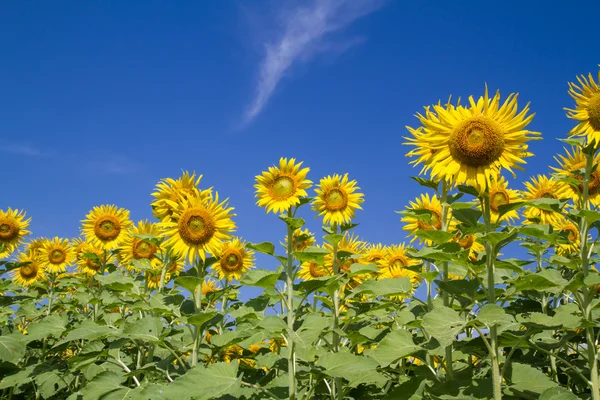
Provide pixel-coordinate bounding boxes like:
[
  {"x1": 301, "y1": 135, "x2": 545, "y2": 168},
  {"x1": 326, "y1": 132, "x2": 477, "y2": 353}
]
[
  {"x1": 313, "y1": 174, "x2": 364, "y2": 226},
  {"x1": 255, "y1": 158, "x2": 312, "y2": 214},
  {"x1": 81, "y1": 205, "x2": 133, "y2": 250},
  {"x1": 160, "y1": 192, "x2": 236, "y2": 264},
  {"x1": 39, "y1": 237, "x2": 75, "y2": 273},
  {"x1": 522, "y1": 175, "x2": 564, "y2": 225},
  {"x1": 77, "y1": 242, "x2": 114, "y2": 275},
  {"x1": 323, "y1": 233, "x2": 366, "y2": 273},
  {"x1": 488, "y1": 175, "x2": 521, "y2": 223},
  {"x1": 0, "y1": 208, "x2": 31, "y2": 258},
  {"x1": 552, "y1": 218, "x2": 580, "y2": 256},
  {"x1": 565, "y1": 68, "x2": 600, "y2": 145},
  {"x1": 212, "y1": 237, "x2": 254, "y2": 281},
  {"x1": 118, "y1": 220, "x2": 162, "y2": 271},
  {"x1": 552, "y1": 146, "x2": 600, "y2": 206},
  {"x1": 405, "y1": 87, "x2": 539, "y2": 192},
  {"x1": 402, "y1": 193, "x2": 455, "y2": 246},
  {"x1": 151, "y1": 171, "x2": 212, "y2": 222},
  {"x1": 12, "y1": 253, "x2": 46, "y2": 287}
]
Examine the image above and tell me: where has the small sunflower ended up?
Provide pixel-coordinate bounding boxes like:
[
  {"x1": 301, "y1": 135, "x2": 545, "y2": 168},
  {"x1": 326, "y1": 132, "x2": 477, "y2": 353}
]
[
  {"x1": 401, "y1": 193, "x2": 455, "y2": 245},
  {"x1": 151, "y1": 171, "x2": 212, "y2": 222},
  {"x1": 255, "y1": 158, "x2": 312, "y2": 214},
  {"x1": 39, "y1": 237, "x2": 75, "y2": 273},
  {"x1": 298, "y1": 260, "x2": 332, "y2": 280},
  {"x1": 165, "y1": 256, "x2": 185, "y2": 277},
  {"x1": 71, "y1": 238, "x2": 87, "y2": 258},
  {"x1": 212, "y1": 237, "x2": 255, "y2": 281},
  {"x1": 147, "y1": 258, "x2": 172, "y2": 289},
  {"x1": 81, "y1": 205, "x2": 133, "y2": 250},
  {"x1": 324, "y1": 233, "x2": 366, "y2": 273},
  {"x1": 283, "y1": 228, "x2": 315, "y2": 252},
  {"x1": 118, "y1": 220, "x2": 162, "y2": 271},
  {"x1": 489, "y1": 175, "x2": 521, "y2": 223},
  {"x1": 360, "y1": 243, "x2": 387, "y2": 269},
  {"x1": 552, "y1": 218, "x2": 580, "y2": 256},
  {"x1": 565, "y1": 68, "x2": 600, "y2": 145},
  {"x1": 379, "y1": 244, "x2": 421, "y2": 286},
  {"x1": 160, "y1": 192, "x2": 236, "y2": 264},
  {"x1": 313, "y1": 174, "x2": 364, "y2": 226},
  {"x1": 12, "y1": 253, "x2": 46, "y2": 287},
  {"x1": 453, "y1": 233, "x2": 485, "y2": 263},
  {"x1": 77, "y1": 242, "x2": 113, "y2": 275},
  {"x1": 0, "y1": 208, "x2": 31, "y2": 258},
  {"x1": 201, "y1": 279, "x2": 219, "y2": 296},
  {"x1": 522, "y1": 175, "x2": 564, "y2": 225},
  {"x1": 24, "y1": 238, "x2": 45, "y2": 258},
  {"x1": 552, "y1": 146, "x2": 600, "y2": 207},
  {"x1": 405, "y1": 87, "x2": 539, "y2": 192}
]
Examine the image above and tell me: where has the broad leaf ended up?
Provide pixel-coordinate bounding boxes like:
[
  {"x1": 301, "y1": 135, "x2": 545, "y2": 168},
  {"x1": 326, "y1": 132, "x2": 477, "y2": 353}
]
[{"x1": 364, "y1": 329, "x2": 421, "y2": 367}]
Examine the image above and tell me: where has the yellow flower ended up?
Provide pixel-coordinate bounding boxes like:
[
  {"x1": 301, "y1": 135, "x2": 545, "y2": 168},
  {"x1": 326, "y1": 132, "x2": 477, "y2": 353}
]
[
  {"x1": 81, "y1": 205, "x2": 133, "y2": 250},
  {"x1": 24, "y1": 238, "x2": 44, "y2": 258},
  {"x1": 552, "y1": 218, "x2": 580, "y2": 256},
  {"x1": 379, "y1": 244, "x2": 421, "y2": 286},
  {"x1": 117, "y1": 220, "x2": 162, "y2": 271},
  {"x1": 77, "y1": 242, "x2": 113, "y2": 275},
  {"x1": 489, "y1": 175, "x2": 521, "y2": 223},
  {"x1": 12, "y1": 253, "x2": 46, "y2": 287},
  {"x1": 212, "y1": 237, "x2": 254, "y2": 281},
  {"x1": 283, "y1": 228, "x2": 315, "y2": 252},
  {"x1": 39, "y1": 237, "x2": 75, "y2": 273},
  {"x1": 453, "y1": 233, "x2": 485, "y2": 263},
  {"x1": 160, "y1": 192, "x2": 236, "y2": 264},
  {"x1": 298, "y1": 259, "x2": 332, "y2": 280},
  {"x1": 151, "y1": 171, "x2": 212, "y2": 222},
  {"x1": 521, "y1": 175, "x2": 563, "y2": 225},
  {"x1": 147, "y1": 258, "x2": 171, "y2": 289},
  {"x1": 323, "y1": 233, "x2": 366, "y2": 273},
  {"x1": 222, "y1": 344, "x2": 244, "y2": 363},
  {"x1": 255, "y1": 158, "x2": 312, "y2": 214},
  {"x1": 551, "y1": 146, "x2": 600, "y2": 207},
  {"x1": 405, "y1": 87, "x2": 539, "y2": 192},
  {"x1": 360, "y1": 243, "x2": 387, "y2": 269},
  {"x1": 401, "y1": 193, "x2": 455, "y2": 246},
  {"x1": 313, "y1": 174, "x2": 364, "y2": 226},
  {"x1": 565, "y1": 68, "x2": 600, "y2": 145},
  {"x1": 165, "y1": 256, "x2": 184, "y2": 277},
  {"x1": 201, "y1": 279, "x2": 219, "y2": 295},
  {"x1": 0, "y1": 208, "x2": 31, "y2": 258}
]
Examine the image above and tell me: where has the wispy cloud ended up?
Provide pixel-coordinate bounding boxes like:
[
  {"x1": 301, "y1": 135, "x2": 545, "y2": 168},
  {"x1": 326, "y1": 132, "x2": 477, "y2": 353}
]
[
  {"x1": 0, "y1": 142, "x2": 45, "y2": 156},
  {"x1": 243, "y1": 0, "x2": 386, "y2": 125},
  {"x1": 92, "y1": 154, "x2": 142, "y2": 175}
]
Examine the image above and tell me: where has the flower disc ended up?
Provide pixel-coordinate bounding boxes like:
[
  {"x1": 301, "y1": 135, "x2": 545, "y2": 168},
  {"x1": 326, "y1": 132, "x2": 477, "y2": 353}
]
[
  {"x1": 313, "y1": 174, "x2": 364, "y2": 226},
  {"x1": 0, "y1": 208, "x2": 31, "y2": 258},
  {"x1": 39, "y1": 237, "x2": 75, "y2": 273},
  {"x1": 82, "y1": 205, "x2": 132, "y2": 250},
  {"x1": 12, "y1": 253, "x2": 46, "y2": 286},
  {"x1": 255, "y1": 158, "x2": 312, "y2": 214},
  {"x1": 118, "y1": 220, "x2": 162, "y2": 271},
  {"x1": 212, "y1": 237, "x2": 254, "y2": 281},
  {"x1": 488, "y1": 175, "x2": 521, "y2": 223}
]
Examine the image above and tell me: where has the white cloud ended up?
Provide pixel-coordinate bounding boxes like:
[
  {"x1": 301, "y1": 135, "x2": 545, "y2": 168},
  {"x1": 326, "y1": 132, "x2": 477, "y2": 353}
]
[
  {"x1": 98, "y1": 154, "x2": 142, "y2": 175},
  {"x1": 243, "y1": 0, "x2": 385, "y2": 125},
  {"x1": 0, "y1": 142, "x2": 44, "y2": 156}
]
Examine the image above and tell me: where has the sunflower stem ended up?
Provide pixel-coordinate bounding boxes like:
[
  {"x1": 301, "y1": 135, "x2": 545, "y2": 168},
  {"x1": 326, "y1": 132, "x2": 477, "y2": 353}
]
[
  {"x1": 285, "y1": 207, "x2": 297, "y2": 400},
  {"x1": 192, "y1": 259, "x2": 205, "y2": 368},
  {"x1": 482, "y1": 193, "x2": 502, "y2": 400},
  {"x1": 330, "y1": 224, "x2": 342, "y2": 400},
  {"x1": 158, "y1": 250, "x2": 170, "y2": 294},
  {"x1": 440, "y1": 180, "x2": 454, "y2": 381},
  {"x1": 580, "y1": 150, "x2": 600, "y2": 400}
]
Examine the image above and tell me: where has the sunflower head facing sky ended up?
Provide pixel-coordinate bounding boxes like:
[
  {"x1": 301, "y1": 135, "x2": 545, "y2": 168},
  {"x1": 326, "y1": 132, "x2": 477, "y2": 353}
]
[
  {"x1": 405, "y1": 87, "x2": 540, "y2": 192},
  {"x1": 118, "y1": 220, "x2": 162, "y2": 271},
  {"x1": 360, "y1": 243, "x2": 387, "y2": 269},
  {"x1": 151, "y1": 171, "x2": 212, "y2": 222},
  {"x1": 552, "y1": 146, "x2": 600, "y2": 207},
  {"x1": 488, "y1": 175, "x2": 521, "y2": 223},
  {"x1": 0, "y1": 208, "x2": 31, "y2": 258},
  {"x1": 255, "y1": 158, "x2": 312, "y2": 215},
  {"x1": 77, "y1": 242, "x2": 113, "y2": 275},
  {"x1": 12, "y1": 252, "x2": 46, "y2": 287},
  {"x1": 39, "y1": 237, "x2": 75, "y2": 274},
  {"x1": 160, "y1": 192, "x2": 236, "y2": 264},
  {"x1": 81, "y1": 205, "x2": 133, "y2": 251},
  {"x1": 212, "y1": 237, "x2": 254, "y2": 281},
  {"x1": 565, "y1": 68, "x2": 600, "y2": 145},
  {"x1": 552, "y1": 217, "x2": 580, "y2": 256},
  {"x1": 313, "y1": 174, "x2": 364, "y2": 226},
  {"x1": 402, "y1": 193, "x2": 455, "y2": 246},
  {"x1": 522, "y1": 175, "x2": 564, "y2": 225}
]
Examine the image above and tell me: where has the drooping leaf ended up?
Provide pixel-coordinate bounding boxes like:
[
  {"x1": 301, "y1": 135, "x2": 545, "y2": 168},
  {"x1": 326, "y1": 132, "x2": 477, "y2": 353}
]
[
  {"x1": 246, "y1": 241, "x2": 275, "y2": 256},
  {"x1": 414, "y1": 230, "x2": 455, "y2": 244},
  {"x1": 174, "y1": 276, "x2": 204, "y2": 292},
  {"x1": 364, "y1": 329, "x2": 421, "y2": 367},
  {"x1": 240, "y1": 268, "x2": 281, "y2": 289}
]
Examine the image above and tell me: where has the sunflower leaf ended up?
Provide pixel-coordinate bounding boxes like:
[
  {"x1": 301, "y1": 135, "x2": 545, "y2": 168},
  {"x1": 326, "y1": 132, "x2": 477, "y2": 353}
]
[
  {"x1": 410, "y1": 177, "x2": 439, "y2": 191},
  {"x1": 246, "y1": 241, "x2": 275, "y2": 256},
  {"x1": 414, "y1": 229, "x2": 454, "y2": 244}
]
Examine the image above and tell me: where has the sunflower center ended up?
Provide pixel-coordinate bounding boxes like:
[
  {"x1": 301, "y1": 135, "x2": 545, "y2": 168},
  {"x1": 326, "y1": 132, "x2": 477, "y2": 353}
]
[
  {"x1": 0, "y1": 221, "x2": 19, "y2": 241},
  {"x1": 132, "y1": 239, "x2": 157, "y2": 259},
  {"x1": 325, "y1": 189, "x2": 348, "y2": 211},
  {"x1": 49, "y1": 249, "x2": 67, "y2": 264},
  {"x1": 309, "y1": 262, "x2": 325, "y2": 278},
  {"x1": 272, "y1": 176, "x2": 295, "y2": 199},
  {"x1": 490, "y1": 190, "x2": 510, "y2": 213},
  {"x1": 587, "y1": 93, "x2": 600, "y2": 131},
  {"x1": 94, "y1": 216, "x2": 121, "y2": 241},
  {"x1": 390, "y1": 257, "x2": 407, "y2": 269},
  {"x1": 179, "y1": 209, "x2": 216, "y2": 245},
  {"x1": 220, "y1": 250, "x2": 243, "y2": 272},
  {"x1": 449, "y1": 116, "x2": 505, "y2": 167},
  {"x1": 20, "y1": 264, "x2": 37, "y2": 278}
]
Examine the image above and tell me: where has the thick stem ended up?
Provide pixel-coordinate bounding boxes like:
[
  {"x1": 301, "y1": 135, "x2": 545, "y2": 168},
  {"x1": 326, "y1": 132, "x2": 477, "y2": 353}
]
[
  {"x1": 285, "y1": 208, "x2": 297, "y2": 400},
  {"x1": 482, "y1": 194, "x2": 503, "y2": 400},
  {"x1": 440, "y1": 180, "x2": 454, "y2": 380},
  {"x1": 158, "y1": 251, "x2": 170, "y2": 293},
  {"x1": 192, "y1": 260, "x2": 205, "y2": 368},
  {"x1": 331, "y1": 225, "x2": 342, "y2": 400}
]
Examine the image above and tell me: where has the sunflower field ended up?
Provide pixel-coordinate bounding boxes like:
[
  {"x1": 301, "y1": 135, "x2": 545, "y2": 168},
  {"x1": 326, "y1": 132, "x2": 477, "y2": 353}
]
[{"x1": 1, "y1": 67, "x2": 600, "y2": 400}]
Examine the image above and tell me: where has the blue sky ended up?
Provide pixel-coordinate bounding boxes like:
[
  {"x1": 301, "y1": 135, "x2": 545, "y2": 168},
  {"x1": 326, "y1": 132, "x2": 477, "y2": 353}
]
[{"x1": 1, "y1": 0, "x2": 599, "y2": 278}]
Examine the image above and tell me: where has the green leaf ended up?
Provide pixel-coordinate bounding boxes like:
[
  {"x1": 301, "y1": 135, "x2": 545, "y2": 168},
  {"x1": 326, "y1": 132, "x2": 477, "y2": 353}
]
[
  {"x1": 527, "y1": 198, "x2": 568, "y2": 212},
  {"x1": 349, "y1": 263, "x2": 379, "y2": 275},
  {"x1": 414, "y1": 229, "x2": 455, "y2": 244},
  {"x1": 294, "y1": 246, "x2": 329, "y2": 264},
  {"x1": 174, "y1": 276, "x2": 204, "y2": 292},
  {"x1": 165, "y1": 362, "x2": 241, "y2": 400},
  {"x1": 279, "y1": 216, "x2": 305, "y2": 230},
  {"x1": 505, "y1": 363, "x2": 557, "y2": 398},
  {"x1": 477, "y1": 304, "x2": 515, "y2": 331},
  {"x1": 123, "y1": 317, "x2": 164, "y2": 342},
  {"x1": 240, "y1": 268, "x2": 281, "y2": 288},
  {"x1": 124, "y1": 383, "x2": 168, "y2": 400},
  {"x1": 324, "y1": 234, "x2": 344, "y2": 246},
  {"x1": 0, "y1": 335, "x2": 26, "y2": 364},
  {"x1": 498, "y1": 201, "x2": 526, "y2": 219},
  {"x1": 410, "y1": 176, "x2": 439, "y2": 191},
  {"x1": 95, "y1": 272, "x2": 135, "y2": 291},
  {"x1": 408, "y1": 244, "x2": 461, "y2": 262},
  {"x1": 538, "y1": 387, "x2": 579, "y2": 400},
  {"x1": 479, "y1": 229, "x2": 518, "y2": 249},
  {"x1": 246, "y1": 241, "x2": 275, "y2": 256},
  {"x1": 317, "y1": 352, "x2": 384, "y2": 387},
  {"x1": 24, "y1": 314, "x2": 68, "y2": 343},
  {"x1": 131, "y1": 258, "x2": 153, "y2": 271},
  {"x1": 364, "y1": 330, "x2": 421, "y2": 367},
  {"x1": 512, "y1": 273, "x2": 559, "y2": 292},
  {"x1": 422, "y1": 306, "x2": 465, "y2": 347},
  {"x1": 457, "y1": 184, "x2": 480, "y2": 197},
  {"x1": 352, "y1": 277, "x2": 412, "y2": 297},
  {"x1": 63, "y1": 321, "x2": 116, "y2": 342},
  {"x1": 77, "y1": 371, "x2": 130, "y2": 400},
  {"x1": 187, "y1": 311, "x2": 221, "y2": 329},
  {"x1": 452, "y1": 208, "x2": 482, "y2": 228}
]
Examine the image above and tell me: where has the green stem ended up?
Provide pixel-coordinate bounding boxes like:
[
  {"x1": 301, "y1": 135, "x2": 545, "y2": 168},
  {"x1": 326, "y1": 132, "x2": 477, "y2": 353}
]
[
  {"x1": 192, "y1": 260, "x2": 205, "y2": 368},
  {"x1": 330, "y1": 225, "x2": 342, "y2": 400},
  {"x1": 440, "y1": 180, "x2": 454, "y2": 380},
  {"x1": 285, "y1": 207, "x2": 297, "y2": 400},
  {"x1": 158, "y1": 251, "x2": 170, "y2": 293},
  {"x1": 482, "y1": 194, "x2": 502, "y2": 400}
]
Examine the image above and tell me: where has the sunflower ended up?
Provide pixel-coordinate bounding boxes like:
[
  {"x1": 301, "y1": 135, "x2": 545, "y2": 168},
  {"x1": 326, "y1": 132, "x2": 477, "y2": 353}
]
[
  {"x1": 405, "y1": 87, "x2": 539, "y2": 192},
  {"x1": 160, "y1": 192, "x2": 236, "y2": 264},
  {"x1": 12, "y1": 253, "x2": 46, "y2": 287},
  {"x1": 402, "y1": 193, "x2": 455, "y2": 246},
  {"x1": 166, "y1": 256, "x2": 184, "y2": 277},
  {"x1": 118, "y1": 220, "x2": 162, "y2": 271},
  {"x1": 552, "y1": 146, "x2": 600, "y2": 206},
  {"x1": 71, "y1": 238, "x2": 87, "y2": 258},
  {"x1": 489, "y1": 175, "x2": 521, "y2": 223},
  {"x1": 0, "y1": 208, "x2": 31, "y2": 258},
  {"x1": 222, "y1": 344, "x2": 244, "y2": 363},
  {"x1": 453, "y1": 233, "x2": 485, "y2": 263},
  {"x1": 283, "y1": 228, "x2": 315, "y2": 252},
  {"x1": 552, "y1": 218, "x2": 580, "y2": 256},
  {"x1": 24, "y1": 238, "x2": 45, "y2": 258},
  {"x1": 313, "y1": 174, "x2": 364, "y2": 226},
  {"x1": 77, "y1": 242, "x2": 113, "y2": 275},
  {"x1": 379, "y1": 244, "x2": 421, "y2": 286},
  {"x1": 146, "y1": 258, "x2": 172, "y2": 289},
  {"x1": 521, "y1": 175, "x2": 564, "y2": 225},
  {"x1": 565, "y1": 68, "x2": 600, "y2": 145},
  {"x1": 212, "y1": 237, "x2": 254, "y2": 281},
  {"x1": 298, "y1": 260, "x2": 332, "y2": 280},
  {"x1": 39, "y1": 237, "x2": 75, "y2": 273},
  {"x1": 151, "y1": 171, "x2": 212, "y2": 222},
  {"x1": 324, "y1": 233, "x2": 366, "y2": 273},
  {"x1": 254, "y1": 158, "x2": 312, "y2": 214},
  {"x1": 201, "y1": 279, "x2": 219, "y2": 296},
  {"x1": 81, "y1": 205, "x2": 133, "y2": 250},
  {"x1": 360, "y1": 243, "x2": 387, "y2": 269}
]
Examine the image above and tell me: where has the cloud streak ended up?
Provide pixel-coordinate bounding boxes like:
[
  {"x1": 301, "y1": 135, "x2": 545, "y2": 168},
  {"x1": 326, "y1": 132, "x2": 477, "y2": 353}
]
[
  {"x1": 0, "y1": 143, "x2": 44, "y2": 156},
  {"x1": 243, "y1": 0, "x2": 385, "y2": 125}
]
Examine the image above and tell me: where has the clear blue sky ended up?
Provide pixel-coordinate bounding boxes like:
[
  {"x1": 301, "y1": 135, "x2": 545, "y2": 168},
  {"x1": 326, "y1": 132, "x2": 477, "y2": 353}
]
[{"x1": 1, "y1": 0, "x2": 599, "y2": 275}]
